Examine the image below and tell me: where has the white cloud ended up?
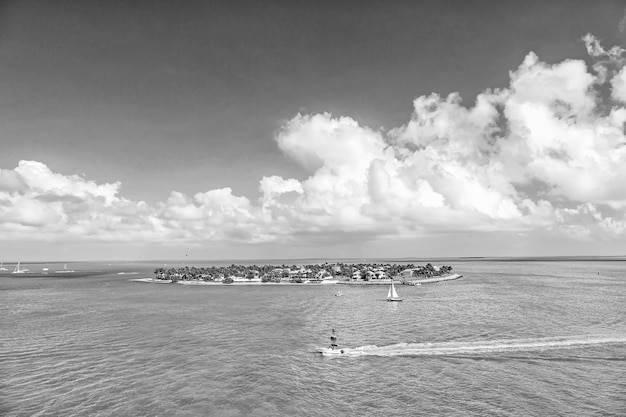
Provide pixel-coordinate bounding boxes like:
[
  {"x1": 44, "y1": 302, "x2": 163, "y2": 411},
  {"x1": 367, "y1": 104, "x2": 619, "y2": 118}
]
[
  {"x1": 611, "y1": 66, "x2": 626, "y2": 102},
  {"x1": 582, "y1": 33, "x2": 625, "y2": 84},
  {"x1": 582, "y1": 33, "x2": 625, "y2": 61},
  {"x1": 14, "y1": 160, "x2": 120, "y2": 205},
  {"x1": 276, "y1": 113, "x2": 387, "y2": 174},
  {"x1": 2, "y1": 34, "x2": 626, "y2": 249},
  {"x1": 500, "y1": 53, "x2": 626, "y2": 207}
]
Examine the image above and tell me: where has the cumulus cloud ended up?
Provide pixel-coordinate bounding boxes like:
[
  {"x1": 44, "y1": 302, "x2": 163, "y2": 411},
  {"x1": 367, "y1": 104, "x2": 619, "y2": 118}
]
[
  {"x1": 582, "y1": 33, "x2": 626, "y2": 84},
  {"x1": 582, "y1": 33, "x2": 625, "y2": 61},
  {"x1": 2, "y1": 34, "x2": 626, "y2": 247},
  {"x1": 0, "y1": 161, "x2": 158, "y2": 241}
]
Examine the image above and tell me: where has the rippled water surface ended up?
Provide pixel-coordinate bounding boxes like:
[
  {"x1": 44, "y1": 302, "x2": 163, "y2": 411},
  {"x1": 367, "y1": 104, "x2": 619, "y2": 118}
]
[{"x1": 2, "y1": 260, "x2": 625, "y2": 416}]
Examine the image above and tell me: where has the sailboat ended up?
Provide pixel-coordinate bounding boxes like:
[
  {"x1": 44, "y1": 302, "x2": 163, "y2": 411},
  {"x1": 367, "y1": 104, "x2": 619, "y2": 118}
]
[
  {"x1": 0, "y1": 261, "x2": 7, "y2": 271},
  {"x1": 387, "y1": 280, "x2": 402, "y2": 302},
  {"x1": 55, "y1": 264, "x2": 75, "y2": 273},
  {"x1": 12, "y1": 262, "x2": 29, "y2": 274}
]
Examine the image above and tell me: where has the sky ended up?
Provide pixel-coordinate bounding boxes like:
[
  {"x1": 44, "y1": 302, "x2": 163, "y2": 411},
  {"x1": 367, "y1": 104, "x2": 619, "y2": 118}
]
[{"x1": 1, "y1": 0, "x2": 626, "y2": 261}]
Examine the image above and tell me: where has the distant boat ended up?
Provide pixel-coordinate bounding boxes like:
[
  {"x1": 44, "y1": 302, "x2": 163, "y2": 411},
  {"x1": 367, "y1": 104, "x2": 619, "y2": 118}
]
[
  {"x1": 387, "y1": 280, "x2": 402, "y2": 302},
  {"x1": 55, "y1": 264, "x2": 75, "y2": 273},
  {"x1": 0, "y1": 261, "x2": 7, "y2": 271},
  {"x1": 316, "y1": 328, "x2": 347, "y2": 356},
  {"x1": 335, "y1": 291, "x2": 344, "y2": 297},
  {"x1": 12, "y1": 262, "x2": 29, "y2": 274}
]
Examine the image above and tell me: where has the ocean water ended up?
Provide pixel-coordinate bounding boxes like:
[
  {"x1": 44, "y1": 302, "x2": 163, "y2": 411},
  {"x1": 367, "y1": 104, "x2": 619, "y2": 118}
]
[{"x1": 1, "y1": 259, "x2": 625, "y2": 416}]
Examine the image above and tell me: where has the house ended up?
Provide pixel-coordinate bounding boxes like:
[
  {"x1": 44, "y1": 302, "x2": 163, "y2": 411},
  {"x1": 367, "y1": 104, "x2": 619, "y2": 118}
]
[
  {"x1": 272, "y1": 268, "x2": 290, "y2": 280},
  {"x1": 399, "y1": 269, "x2": 418, "y2": 279},
  {"x1": 373, "y1": 270, "x2": 388, "y2": 280},
  {"x1": 315, "y1": 269, "x2": 330, "y2": 279}
]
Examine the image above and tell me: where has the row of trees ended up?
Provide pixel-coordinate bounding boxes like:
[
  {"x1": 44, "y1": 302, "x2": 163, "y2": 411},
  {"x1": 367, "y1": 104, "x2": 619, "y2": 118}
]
[
  {"x1": 408, "y1": 263, "x2": 454, "y2": 278},
  {"x1": 153, "y1": 262, "x2": 453, "y2": 282}
]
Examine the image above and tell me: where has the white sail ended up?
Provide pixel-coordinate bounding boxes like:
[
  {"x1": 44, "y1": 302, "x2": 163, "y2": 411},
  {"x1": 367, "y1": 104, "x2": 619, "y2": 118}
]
[
  {"x1": 387, "y1": 280, "x2": 401, "y2": 300},
  {"x1": 390, "y1": 282, "x2": 399, "y2": 299},
  {"x1": 12, "y1": 262, "x2": 27, "y2": 274},
  {"x1": 55, "y1": 263, "x2": 75, "y2": 273}
]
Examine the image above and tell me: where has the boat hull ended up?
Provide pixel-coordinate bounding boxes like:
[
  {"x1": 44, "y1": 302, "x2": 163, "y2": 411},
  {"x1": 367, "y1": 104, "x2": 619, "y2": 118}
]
[{"x1": 316, "y1": 348, "x2": 348, "y2": 356}]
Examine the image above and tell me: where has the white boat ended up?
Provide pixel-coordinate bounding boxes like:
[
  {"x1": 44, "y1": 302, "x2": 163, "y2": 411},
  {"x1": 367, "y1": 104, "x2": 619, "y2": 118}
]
[
  {"x1": 318, "y1": 347, "x2": 348, "y2": 356},
  {"x1": 335, "y1": 291, "x2": 344, "y2": 297},
  {"x1": 0, "y1": 261, "x2": 7, "y2": 271},
  {"x1": 12, "y1": 262, "x2": 29, "y2": 274},
  {"x1": 317, "y1": 329, "x2": 346, "y2": 355},
  {"x1": 387, "y1": 280, "x2": 402, "y2": 302}
]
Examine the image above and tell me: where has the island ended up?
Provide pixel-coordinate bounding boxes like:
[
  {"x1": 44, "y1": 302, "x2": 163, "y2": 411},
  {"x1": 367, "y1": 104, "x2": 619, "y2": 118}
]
[{"x1": 138, "y1": 262, "x2": 461, "y2": 285}]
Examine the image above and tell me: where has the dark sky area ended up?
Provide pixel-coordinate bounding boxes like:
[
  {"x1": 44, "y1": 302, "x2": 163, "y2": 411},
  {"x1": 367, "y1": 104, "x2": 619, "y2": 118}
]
[{"x1": 0, "y1": 0, "x2": 623, "y2": 201}]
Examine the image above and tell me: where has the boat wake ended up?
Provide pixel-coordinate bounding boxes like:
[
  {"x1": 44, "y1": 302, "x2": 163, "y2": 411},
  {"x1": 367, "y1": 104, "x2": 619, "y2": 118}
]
[{"x1": 318, "y1": 335, "x2": 626, "y2": 358}]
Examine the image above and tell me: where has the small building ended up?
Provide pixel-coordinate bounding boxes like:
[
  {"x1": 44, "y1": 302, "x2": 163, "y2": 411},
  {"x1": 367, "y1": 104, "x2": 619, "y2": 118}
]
[{"x1": 399, "y1": 269, "x2": 417, "y2": 279}]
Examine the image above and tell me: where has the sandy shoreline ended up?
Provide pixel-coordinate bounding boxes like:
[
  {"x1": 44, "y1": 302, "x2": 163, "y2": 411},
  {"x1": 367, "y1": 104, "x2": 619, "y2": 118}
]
[
  {"x1": 131, "y1": 278, "x2": 339, "y2": 285},
  {"x1": 336, "y1": 274, "x2": 462, "y2": 285},
  {"x1": 336, "y1": 279, "x2": 395, "y2": 286},
  {"x1": 406, "y1": 273, "x2": 463, "y2": 285}
]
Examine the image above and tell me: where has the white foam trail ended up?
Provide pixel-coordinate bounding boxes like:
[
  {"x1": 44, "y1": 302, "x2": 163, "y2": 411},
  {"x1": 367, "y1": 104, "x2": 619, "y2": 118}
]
[{"x1": 321, "y1": 336, "x2": 626, "y2": 357}]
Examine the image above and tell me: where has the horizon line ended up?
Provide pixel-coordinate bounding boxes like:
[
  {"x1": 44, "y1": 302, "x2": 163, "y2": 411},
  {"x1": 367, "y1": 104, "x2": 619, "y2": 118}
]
[{"x1": 4, "y1": 255, "x2": 626, "y2": 264}]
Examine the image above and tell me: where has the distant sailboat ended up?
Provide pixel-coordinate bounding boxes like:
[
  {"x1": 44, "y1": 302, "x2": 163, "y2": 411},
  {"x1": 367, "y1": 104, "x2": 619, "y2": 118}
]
[
  {"x1": 12, "y1": 262, "x2": 28, "y2": 274},
  {"x1": 0, "y1": 261, "x2": 7, "y2": 271},
  {"x1": 387, "y1": 280, "x2": 402, "y2": 302},
  {"x1": 55, "y1": 264, "x2": 75, "y2": 273}
]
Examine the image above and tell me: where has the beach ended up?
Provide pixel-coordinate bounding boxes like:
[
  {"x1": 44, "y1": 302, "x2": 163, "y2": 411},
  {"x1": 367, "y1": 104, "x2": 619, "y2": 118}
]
[
  {"x1": 404, "y1": 273, "x2": 463, "y2": 285},
  {"x1": 132, "y1": 277, "x2": 341, "y2": 285}
]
